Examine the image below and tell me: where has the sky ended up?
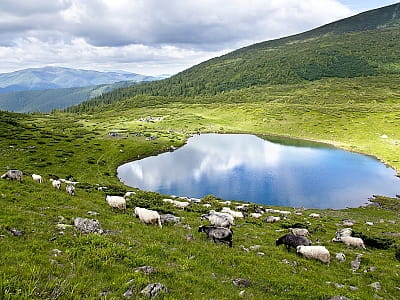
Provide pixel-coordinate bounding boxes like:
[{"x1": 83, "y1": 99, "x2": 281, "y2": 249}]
[{"x1": 0, "y1": 0, "x2": 398, "y2": 76}]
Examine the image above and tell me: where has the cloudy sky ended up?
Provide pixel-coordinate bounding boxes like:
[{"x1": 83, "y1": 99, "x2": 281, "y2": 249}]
[{"x1": 0, "y1": 0, "x2": 397, "y2": 76}]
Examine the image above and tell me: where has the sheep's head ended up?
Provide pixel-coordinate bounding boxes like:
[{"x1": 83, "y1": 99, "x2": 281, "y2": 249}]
[{"x1": 198, "y1": 226, "x2": 204, "y2": 232}]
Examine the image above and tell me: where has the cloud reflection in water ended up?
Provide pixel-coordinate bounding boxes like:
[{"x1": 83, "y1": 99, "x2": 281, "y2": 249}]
[{"x1": 118, "y1": 134, "x2": 400, "y2": 208}]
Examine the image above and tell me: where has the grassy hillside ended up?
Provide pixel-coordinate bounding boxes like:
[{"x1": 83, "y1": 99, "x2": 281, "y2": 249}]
[
  {"x1": 1, "y1": 74, "x2": 400, "y2": 299},
  {"x1": 67, "y1": 3, "x2": 400, "y2": 111}
]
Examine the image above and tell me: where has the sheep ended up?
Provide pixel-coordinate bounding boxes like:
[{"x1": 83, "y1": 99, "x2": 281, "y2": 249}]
[
  {"x1": 198, "y1": 225, "x2": 233, "y2": 247},
  {"x1": 296, "y1": 245, "x2": 330, "y2": 264},
  {"x1": 201, "y1": 212, "x2": 234, "y2": 229},
  {"x1": 163, "y1": 198, "x2": 174, "y2": 204},
  {"x1": 1, "y1": 169, "x2": 23, "y2": 182},
  {"x1": 276, "y1": 234, "x2": 312, "y2": 251},
  {"x1": 250, "y1": 213, "x2": 263, "y2": 219},
  {"x1": 171, "y1": 200, "x2": 190, "y2": 209},
  {"x1": 264, "y1": 216, "x2": 280, "y2": 223},
  {"x1": 221, "y1": 207, "x2": 244, "y2": 218},
  {"x1": 50, "y1": 178, "x2": 61, "y2": 189},
  {"x1": 124, "y1": 191, "x2": 136, "y2": 198},
  {"x1": 309, "y1": 213, "x2": 320, "y2": 218},
  {"x1": 279, "y1": 210, "x2": 291, "y2": 217},
  {"x1": 105, "y1": 195, "x2": 126, "y2": 211},
  {"x1": 288, "y1": 228, "x2": 310, "y2": 237},
  {"x1": 208, "y1": 210, "x2": 235, "y2": 224},
  {"x1": 31, "y1": 174, "x2": 42, "y2": 183},
  {"x1": 66, "y1": 184, "x2": 75, "y2": 196},
  {"x1": 134, "y1": 207, "x2": 162, "y2": 228},
  {"x1": 203, "y1": 203, "x2": 212, "y2": 208},
  {"x1": 332, "y1": 228, "x2": 352, "y2": 242},
  {"x1": 340, "y1": 236, "x2": 366, "y2": 249}
]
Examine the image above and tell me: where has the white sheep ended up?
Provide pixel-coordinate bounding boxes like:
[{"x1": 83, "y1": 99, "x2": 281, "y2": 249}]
[
  {"x1": 279, "y1": 210, "x2": 291, "y2": 217},
  {"x1": 201, "y1": 213, "x2": 233, "y2": 229},
  {"x1": 134, "y1": 207, "x2": 162, "y2": 228},
  {"x1": 202, "y1": 203, "x2": 212, "y2": 208},
  {"x1": 332, "y1": 228, "x2": 352, "y2": 242},
  {"x1": 221, "y1": 207, "x2": 244, "y2": 218},
  {"x1": 209, "y1": 210, "x2": 235, "y2": 224},
  {"x1": 340, "y1": 236, "x2": 366, "y2": 249},
  {"x1": 289, "y1": 228, "x2": 310, "y2": 237},
  {"x1": 50, "y1": 178, "x2": 61, "y2": 190},
  {"x1": 105, "y1": 195, "x2": 126, "y2": 211},
  {"x1": 296, "y1": 245, "x2": 330, "y2": 264},
  {"x1": 31, "y1": 174, "x2": 42, "y2": 183},
  {"x1": 265, "y1": 216, "x2": 280, "y2": 223},
  {"x1": 163, "y1": 198, "x2": 174, "y2": 204},
  {"x1": 250, "y1": 213, "x2": 263, "y2": 219},
  {"x1": 309, "y1": 213, "x2": 320, "y2": 218},
  {"x1": 124, "y1": 191, "x2": 136, "y2": 198},
  {"x1": 172, "y1": 200, "x2": 190, "y2": 209}
]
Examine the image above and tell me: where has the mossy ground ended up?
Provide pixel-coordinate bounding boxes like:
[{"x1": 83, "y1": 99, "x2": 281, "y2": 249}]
[{"x1": 1, "y1": 76, "x2": 400, "y2": 299}]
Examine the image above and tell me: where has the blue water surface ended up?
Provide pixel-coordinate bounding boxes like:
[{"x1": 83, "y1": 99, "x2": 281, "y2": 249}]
[{"x1": 117, "y1": 134, "x2": 400, "y2": 208}]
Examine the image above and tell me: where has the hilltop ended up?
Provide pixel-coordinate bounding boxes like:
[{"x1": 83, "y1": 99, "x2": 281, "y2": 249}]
[{"x1": 69, "y1": 2, "x2": 400, "y2": 111}]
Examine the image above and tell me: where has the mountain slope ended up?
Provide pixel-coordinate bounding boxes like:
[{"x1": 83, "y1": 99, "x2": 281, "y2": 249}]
[
  {"x1": 0, "y1": 66, "x2": 159, "y2": 93},
  {"x1": 0, "y1": 81, "x2": 141, "y2": 113},
  {"x1": 69, "y1": 2, "x2": 400, "y2": 111}
]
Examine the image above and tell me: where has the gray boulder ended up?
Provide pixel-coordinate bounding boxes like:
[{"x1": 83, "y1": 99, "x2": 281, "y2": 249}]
[{"x1": 73, "y1": 217, "x2": 104, "y2": 234}]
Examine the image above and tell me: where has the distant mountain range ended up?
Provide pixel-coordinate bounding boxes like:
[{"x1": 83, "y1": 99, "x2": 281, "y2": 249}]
[{"x1": 0, "y1": 67, "x2": 167, "y2": 112}]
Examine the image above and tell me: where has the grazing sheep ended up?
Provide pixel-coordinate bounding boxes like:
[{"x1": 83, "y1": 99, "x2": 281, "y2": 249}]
[
  {"x1": 31, "y1": 174, "x2": 42, "y2": 183},
  {"x1": 250, "y1": 213, "x2": 263, "y2": 219},
  {"x1": 124, "y1": 191, "x2": 136, "y2": 198},
  {"x1": 160, "y1": 214, "x2": 180, "y2": 225},
  {"x1": 203, "y1": 203, "x2": 212, "y2": 208},
  {"x1": 309, "y1": 213, "x2": 320, "y2": 218},
  {"x1": 201, "y1": 212, "x2": 234, "y2": 229},
  {"x1": 340, "y1": 236, "x2": 366, "y2": 249},
  {"x1": 134, "y1": 207, "x2": 162, "y2": 228},
  {"x1": 50, "y1": 178, "x2": 61, "y2": 189},
  {"x1": 279, "y1": 210, "x2": 291, "y2": 217},
  {"x1": 172, "y1": 200, "x2": 190, "y2": 209},
  {"x1": 162, "y1": 198, "x2": 174, "y2": 204},
  {"x1": 265, "y1": 216, "x2": 280, "y2": 223},
  {"x1": 276, "y1": 234, "x2": 311, "y2": 251},
  {"x1": 105, "y1": 195, "x2": 126, "y2": 211},
  {"x1": 66, "y1": 184, "x2": 75, "y2": 196},
  {"x1": 332, "y1": 228, "x2": 352, "y2": 242},
  {"x1": 289, "y1": 228, "x2": 310, "y2": 237},
  {"x1": 221, "y1": 207, "x2": 244, "y2": 218},
  {"x1": 1, "y1": 169, "x2": 23, "y2": 182},
  {"x1": 296, "y1": 245, "x2": 330, "y2": 264},
  {"x1": 198, "y1": 225, "x2": 233, "y2": 247}
]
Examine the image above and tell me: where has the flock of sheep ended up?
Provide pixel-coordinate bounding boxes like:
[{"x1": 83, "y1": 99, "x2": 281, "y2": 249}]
[{"x1": 2, "y1": 168, "x2": 370, "y2": 265}]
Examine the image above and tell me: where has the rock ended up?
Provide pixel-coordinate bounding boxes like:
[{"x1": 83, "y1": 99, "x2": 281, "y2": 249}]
[
  {"x1": 368, "y1": 282, "x2": 381, "y2": 291},
  {"x1": 240, "y1": 245, "x2": 250, "y2": 252},
  {"x1": 232, "y1": 278, "x2": 251, "y2": 288},
  {"x1": 87, "y1": 211, "x2": 100, "y2": 216},
  {"x1": 73, "y1": 217, "x2": 104, "y2": 234},
  {"x1": 257, "y1": 252, "x2": 265, "y2": 256},
  {"x1": 328, "y1": 297, "x2": 349, "y2": 300},
  {"x1": 335, "y1": 253, "x2": 346, "y2": 262},
  {"x1": 160, "y1": 214, "x2": 180, "y2": 225},
  {"x1": 249, "y1": 245, "x2": 261, "y2": 251},
  {"x1": 349, "y1": 286, "x2": 359, "y2": 291},
  {"x1": 134, "y1": 266, "x2": 156, "y2": 274},
  {"x1": 334, "y1": 283, "x2": 345, "y2": 289},
  {"x1": 56, "y1": 224, "x2": 72, "y2": 230},
  {"x1": 351, "y1": 254, "x2": 362, "y2": 271},
  {"x1": 365, "y1": 221, "x2": 374, "y2": 226},
  {"x1": 380, "y1": 134, "x2": 388, "y2": 139},
  {"x1": 140, "y1": 283, "x2": 167, "y2": 298},
  {"x1": 342, "y1": 219, "x2": 355, "y2": 226},
  {"x1": 185, "y1": 234, "x2": 194, "y2": 241},
  {"x1": 6, "y1": 227, "x2": 24, "y2": 236},
  {"x1": 239, "y1": 290, "x2": 245, "y2": 297},
  {"x1": 123, "y1": 285, "x2": 135, "y2": 298}
]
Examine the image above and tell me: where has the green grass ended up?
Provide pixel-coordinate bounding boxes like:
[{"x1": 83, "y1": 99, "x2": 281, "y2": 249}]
[{"x1": 1, "y1": 76, "x2": 400, "y2": 299}]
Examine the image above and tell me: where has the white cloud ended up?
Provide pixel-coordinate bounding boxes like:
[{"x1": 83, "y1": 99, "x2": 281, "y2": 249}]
[{"x1": 0, "y1": 0, "x2": 354, "y2": 74}]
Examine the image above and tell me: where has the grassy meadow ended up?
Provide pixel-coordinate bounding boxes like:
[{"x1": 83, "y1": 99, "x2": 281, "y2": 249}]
[{"x1": 1, "y1": 76, "x2": 400, "y2": 299}]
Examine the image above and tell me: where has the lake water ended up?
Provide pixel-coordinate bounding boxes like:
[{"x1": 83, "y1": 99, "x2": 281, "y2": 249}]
[{"x1": 117, "y1": 134, "x2": 400, "y2": 208}]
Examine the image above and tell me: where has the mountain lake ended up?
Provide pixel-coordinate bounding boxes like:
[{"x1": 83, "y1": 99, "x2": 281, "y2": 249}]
[{"x1": 117, "y1": 133, "x2": 400, "y2": 208}]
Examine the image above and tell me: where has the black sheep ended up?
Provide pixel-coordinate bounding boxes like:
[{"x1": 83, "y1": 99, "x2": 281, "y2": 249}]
[
  {"x1": 276, "y1": 233, "x2": 311, "y2": 250},
  {"x1": 198, "y1": 225, "x2": 233, "y2": 247}
]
